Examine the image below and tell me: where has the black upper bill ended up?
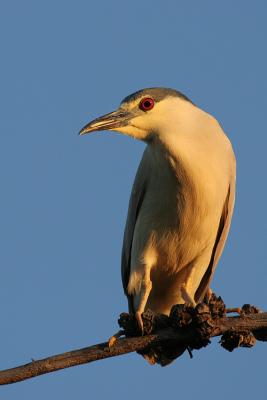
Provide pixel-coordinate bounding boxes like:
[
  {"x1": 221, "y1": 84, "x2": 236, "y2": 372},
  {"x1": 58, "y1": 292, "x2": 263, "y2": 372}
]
[{"x1": 79, "y1": 109, "x2": 132, "y2": 135}]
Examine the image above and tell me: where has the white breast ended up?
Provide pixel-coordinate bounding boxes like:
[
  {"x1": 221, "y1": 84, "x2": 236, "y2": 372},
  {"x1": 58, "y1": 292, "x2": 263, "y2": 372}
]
[{"x1": 127, "y1": 103, "x2": 235, "y2": 315}]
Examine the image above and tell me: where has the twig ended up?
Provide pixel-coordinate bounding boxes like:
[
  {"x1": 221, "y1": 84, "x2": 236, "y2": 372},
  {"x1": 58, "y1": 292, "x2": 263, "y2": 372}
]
[{"x1": 0, "y1": 305, "x2": 266, "y2": 385}]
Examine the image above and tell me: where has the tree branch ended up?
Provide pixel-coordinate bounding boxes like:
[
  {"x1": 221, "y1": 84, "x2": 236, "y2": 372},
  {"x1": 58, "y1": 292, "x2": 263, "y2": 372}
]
[{"x1": 1, "y1": 303, "x2": 266, "y2": 385}]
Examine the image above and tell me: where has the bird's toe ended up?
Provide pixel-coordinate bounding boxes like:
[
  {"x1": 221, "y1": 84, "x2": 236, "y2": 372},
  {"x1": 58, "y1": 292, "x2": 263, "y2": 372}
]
[{"x1": 135, "y1": 311, "x2": 144, "y2": 335}]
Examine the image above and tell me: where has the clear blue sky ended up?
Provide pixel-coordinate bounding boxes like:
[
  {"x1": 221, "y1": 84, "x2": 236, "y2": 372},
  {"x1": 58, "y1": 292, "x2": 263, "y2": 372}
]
[{"x1": 1, "y1": 1, "x2": 266, "y2": 398}]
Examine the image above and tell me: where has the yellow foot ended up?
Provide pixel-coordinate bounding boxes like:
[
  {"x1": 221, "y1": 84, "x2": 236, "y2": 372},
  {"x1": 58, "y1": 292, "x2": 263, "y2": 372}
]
[
  {"x1": 226, "y1": 307, "x2": 241, "y2": 314},
  {"x1": 135, "y1": 311, "x2": 144, "y2": 335},
  {"x1": 206, "y1": 287, "x2": 213, "y2": 302},
  {"x1": 181, "y1": 284, "x2": 196, "y2": 307},
  {"x1": 107, "y1": 330, "x2": 124, "y2": 349}
]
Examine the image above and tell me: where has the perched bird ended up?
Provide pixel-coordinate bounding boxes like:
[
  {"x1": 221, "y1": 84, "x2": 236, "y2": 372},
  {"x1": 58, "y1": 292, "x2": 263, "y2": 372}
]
[{"x1": 79, "y1": 88, "x2": 236, "y2": 344}]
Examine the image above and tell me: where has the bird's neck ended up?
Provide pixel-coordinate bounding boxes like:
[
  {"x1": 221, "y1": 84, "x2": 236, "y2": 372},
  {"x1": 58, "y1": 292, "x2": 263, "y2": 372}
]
[{"x1": 155, "y1": 106, "x2": 227, "y2": 175}]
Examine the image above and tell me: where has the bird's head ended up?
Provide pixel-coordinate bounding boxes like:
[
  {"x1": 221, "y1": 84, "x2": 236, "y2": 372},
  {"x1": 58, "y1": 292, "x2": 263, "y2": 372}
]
[{"x1": 79, "y1": 88, "x2": 194, "y2": 141}]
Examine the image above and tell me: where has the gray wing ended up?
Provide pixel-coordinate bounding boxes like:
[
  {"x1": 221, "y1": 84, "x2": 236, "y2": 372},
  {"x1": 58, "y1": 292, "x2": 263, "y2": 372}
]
[
  {"x1": 195, "y1": 171, "x2": 236, "y2": 303},
  {"x1": 121, "y1": 152, "x2": 147, "y2": 313}
]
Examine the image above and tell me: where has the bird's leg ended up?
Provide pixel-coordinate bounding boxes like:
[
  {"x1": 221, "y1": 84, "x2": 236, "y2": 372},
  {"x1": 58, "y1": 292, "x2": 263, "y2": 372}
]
[
  {"x1": 206, "y1": 287, "x2": 213, "y2": 302},
  {"x1": 135, "y1": 269, "x2": 152, "y2": 334},
  {"x1": 135, "y1": 311, "x2": 144, "y2": 334},
  {"x1": 181, "y1": 283, "x2": 196, "y2": 307},
  {"x1": 202, "y1": 287, "x2": 213, "y2": 304}
]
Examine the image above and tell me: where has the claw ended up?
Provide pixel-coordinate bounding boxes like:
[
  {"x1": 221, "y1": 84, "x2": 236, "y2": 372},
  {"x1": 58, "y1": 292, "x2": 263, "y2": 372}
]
[
  {"x1": 135, "y1": 311, "x2": 144, "y2": 335},
  {"x1": 107, "y1": 330, "x2": 124, "y2": 349}
]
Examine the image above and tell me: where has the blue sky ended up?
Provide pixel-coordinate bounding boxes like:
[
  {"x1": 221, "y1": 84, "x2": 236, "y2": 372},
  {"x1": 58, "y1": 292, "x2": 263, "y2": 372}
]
[{"x1": 0, "y1": 1, "x2": 266, "y2": 398}]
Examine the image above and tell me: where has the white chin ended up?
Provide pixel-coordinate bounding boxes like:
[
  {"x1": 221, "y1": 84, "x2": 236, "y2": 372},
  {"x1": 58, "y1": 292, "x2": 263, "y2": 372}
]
[{"x1": 113, "y1": 125, "x2": 148, "y2": 141}]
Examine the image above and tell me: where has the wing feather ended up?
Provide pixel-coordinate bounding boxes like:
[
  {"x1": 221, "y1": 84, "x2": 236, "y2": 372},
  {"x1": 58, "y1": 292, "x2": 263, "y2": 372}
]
[
  {"x1": 195, "y1": 172, "x2": 236, "y2": 302},
  {"x1": 121, "y1": 153, "x2": 147, "y2": 312}
]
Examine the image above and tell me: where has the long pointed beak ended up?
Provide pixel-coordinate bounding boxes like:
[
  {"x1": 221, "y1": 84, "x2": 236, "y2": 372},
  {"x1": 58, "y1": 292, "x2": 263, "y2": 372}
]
[{"x1": 79, "y1": 109, "x2": 132, "y2": 135}]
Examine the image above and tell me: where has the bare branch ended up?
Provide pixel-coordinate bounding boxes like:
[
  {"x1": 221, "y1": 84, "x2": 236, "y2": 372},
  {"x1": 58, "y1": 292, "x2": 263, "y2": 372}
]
[{"x1": 0, "y1": 304, "x2": 266, "y2": 386}]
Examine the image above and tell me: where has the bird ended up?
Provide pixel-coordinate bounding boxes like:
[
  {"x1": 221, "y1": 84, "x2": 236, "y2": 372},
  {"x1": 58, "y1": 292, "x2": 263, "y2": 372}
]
[{"x1": 79, "y1": 87, "x2": 236, "y2": 355}]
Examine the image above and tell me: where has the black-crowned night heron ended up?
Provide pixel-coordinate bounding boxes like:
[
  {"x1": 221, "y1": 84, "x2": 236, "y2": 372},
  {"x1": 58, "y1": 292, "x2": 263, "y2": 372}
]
[{"x1": 79, "y1": 87, "x2": 236, "y2": 339}]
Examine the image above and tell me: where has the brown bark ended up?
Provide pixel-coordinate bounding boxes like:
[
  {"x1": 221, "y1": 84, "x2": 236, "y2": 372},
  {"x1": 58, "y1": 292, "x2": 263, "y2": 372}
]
[{"x1": 0, "y1": 307, "x2": 266, "y2": 385}]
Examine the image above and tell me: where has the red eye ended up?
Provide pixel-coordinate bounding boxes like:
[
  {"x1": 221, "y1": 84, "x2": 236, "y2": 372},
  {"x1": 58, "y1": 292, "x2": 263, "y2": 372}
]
[{"x1": 139, "y1": 97, "x2": 155, "y2": 111}]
